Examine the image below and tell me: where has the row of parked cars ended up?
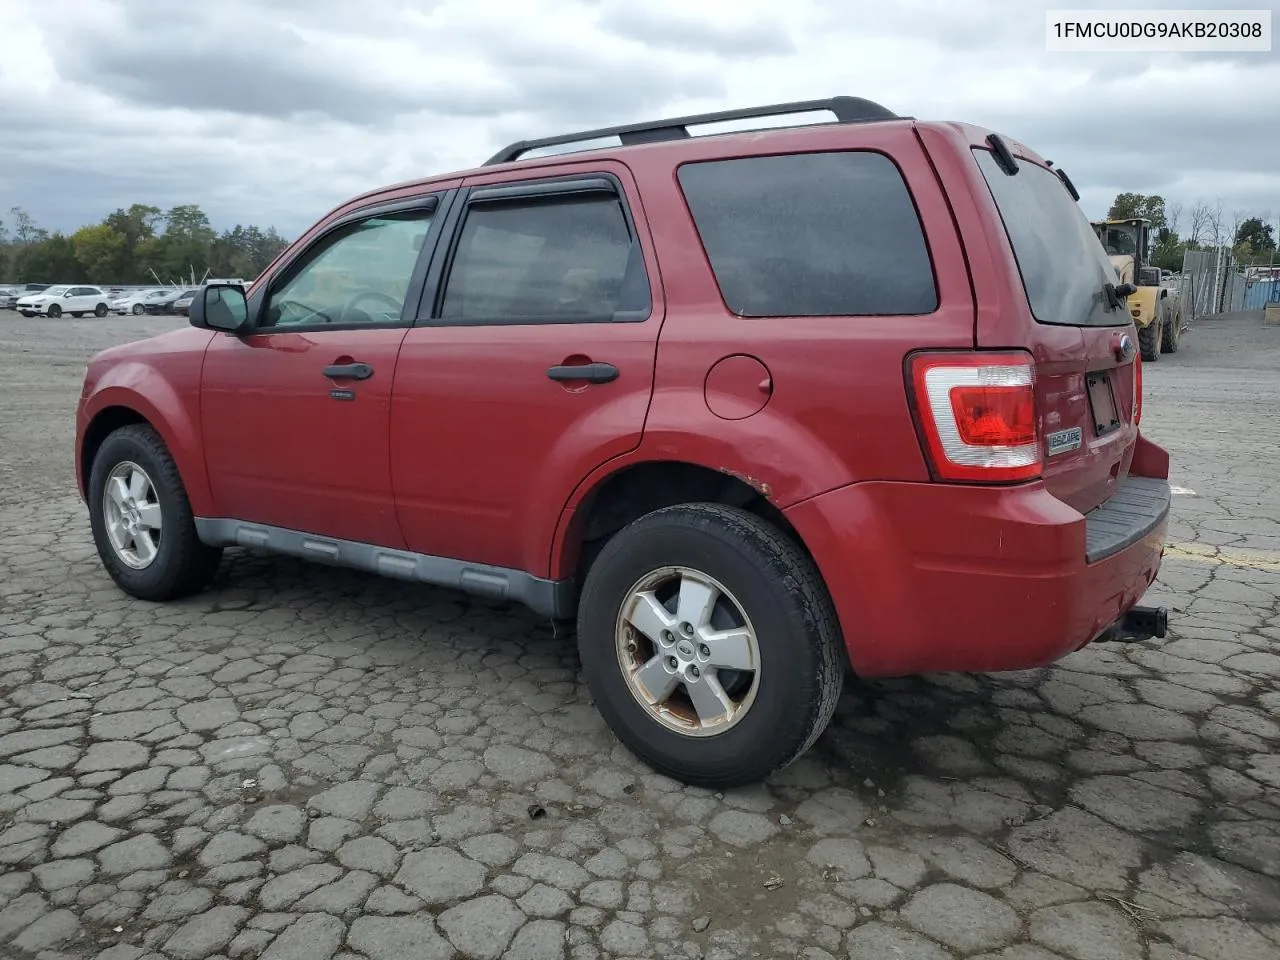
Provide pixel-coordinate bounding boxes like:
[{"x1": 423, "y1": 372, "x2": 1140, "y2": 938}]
[{"x1": 0, "y1": 282, "x2": 245, "y2": 317}]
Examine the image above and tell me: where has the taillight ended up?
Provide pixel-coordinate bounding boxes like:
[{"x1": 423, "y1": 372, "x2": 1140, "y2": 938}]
[
  {"x1": 909, "y1": 351, "x2": 1041, "y2": 483},
  {"x1": 1133, "y1": 352, "x2": 1143, "y2": 425}
]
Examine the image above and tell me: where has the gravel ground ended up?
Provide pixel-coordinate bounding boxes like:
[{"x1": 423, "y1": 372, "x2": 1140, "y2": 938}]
[{"x1": 0, "y1": 309, "x2": 1277, "y2": 960}]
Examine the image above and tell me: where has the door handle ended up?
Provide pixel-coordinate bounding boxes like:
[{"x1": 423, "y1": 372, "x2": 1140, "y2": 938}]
[
  {"x1": 546, "y1": 362, "x2": 619, "y2": 384},
  {"x1": 323, "y1": 362, "x2": 373, "y2": 380}
]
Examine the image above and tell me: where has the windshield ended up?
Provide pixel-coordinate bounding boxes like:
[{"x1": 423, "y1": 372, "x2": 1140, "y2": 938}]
[
  {"x1": 973, "y1": 148, "x2": 1127, "y2": 327},
  {"x1": 1096, "y1": 223, "x2": 1139, "y2": 256},
  {"x1": 42, "y1": 285, "x2": 69, "y2": 296}
]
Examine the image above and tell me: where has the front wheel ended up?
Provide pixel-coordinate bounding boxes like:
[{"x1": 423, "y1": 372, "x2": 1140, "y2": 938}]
[
  {"x1": 47, "y1": 304, "x2": 62, "y2": 319},
  {"x1": 577, "y1": 502, "x2": 844, "y2": 788},
  {"x1": 132, "y1": 303, "x2": 145, "y2": 315},
  {"x1": 87, "y1": 424, "x2": 223, "y2": 601}
]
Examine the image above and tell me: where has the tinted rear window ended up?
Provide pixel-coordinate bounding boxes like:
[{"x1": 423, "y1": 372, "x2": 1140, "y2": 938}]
[
  {"x1": 973, "y1": 148, "x2": 1128, "y2": 327},
  {"x1": 677, "y1": 151, "x2": 937, "y2": 317}
]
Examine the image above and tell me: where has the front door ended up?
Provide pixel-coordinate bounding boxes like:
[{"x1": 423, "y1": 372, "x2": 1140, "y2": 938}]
[
  {"x1": 390, "y1": 164, "x2": 663, "y2": 576},
  {"x1": 201, "y1": 195, "x2": 445, "y2": 548}
]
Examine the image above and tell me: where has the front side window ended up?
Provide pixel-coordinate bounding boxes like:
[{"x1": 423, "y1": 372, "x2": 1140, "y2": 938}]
[
  {"x1": 677, "y1": 151, "x2": 938, "y2": 317},
  {"x1": 439, "y1": 191, "x2": 648, "y2": 323},
  {"x1": 261, "y1": 208, "x2": 434, "y2": 329}
]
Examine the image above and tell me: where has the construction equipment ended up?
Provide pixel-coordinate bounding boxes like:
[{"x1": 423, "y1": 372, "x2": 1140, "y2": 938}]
[{"x1": 1090, "y1": 218, "x2": 1184, "y2": 360}]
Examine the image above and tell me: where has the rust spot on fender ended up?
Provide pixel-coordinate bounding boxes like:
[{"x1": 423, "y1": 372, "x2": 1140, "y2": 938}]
[{"x1": 719, "y1": 467, "x2": 773, "y2": 499}]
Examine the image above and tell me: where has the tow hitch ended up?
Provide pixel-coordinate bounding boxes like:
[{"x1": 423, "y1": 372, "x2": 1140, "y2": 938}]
[{"x1": 1095, "y1": 605, "x2": 1169, "y2": 644}]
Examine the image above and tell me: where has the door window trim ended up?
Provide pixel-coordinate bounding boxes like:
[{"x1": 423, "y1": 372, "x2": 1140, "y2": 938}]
[
  {"x1": 421, "y1": 172, "x2": 653, "y2": 327},
  {"x1": 243, "y1": 192, "x2": 451, "y2": 336}
]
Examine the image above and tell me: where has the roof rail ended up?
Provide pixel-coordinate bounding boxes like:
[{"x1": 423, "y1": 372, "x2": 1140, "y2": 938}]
[{"x1": 483, "y1": 96, "x2": 899, "y2": 166}]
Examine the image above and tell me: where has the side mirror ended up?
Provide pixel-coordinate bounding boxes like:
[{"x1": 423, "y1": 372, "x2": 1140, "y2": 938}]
[
  {"x1": 190, "y1": 283, "x2": 249, "y2": 334},
  {"x1": 65, "y1": 291, "x2": 74, "y2": 298}
]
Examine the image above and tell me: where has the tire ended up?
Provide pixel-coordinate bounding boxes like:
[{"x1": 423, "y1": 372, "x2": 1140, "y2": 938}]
[
  {"x1": 47, "y1": 304, "x2": 62, "y2": 319},
  {"x1": 576, "y1": 502, "x2": 844, "y2": 788},
  {"x1": 1161, "y1": 303, "x2": 1180, "y2": 354},
  {"x1": 132, "y1": 303, "x2": 145, "y2": 315},
  {"x1": 87, "y1": 423, "x2": 223, "y2": 601},
  {"x1": 1138, "y1": 317, "x2": 1161, "y2": 362},
  {"x1": 94, "y1": 303, "x2": 108, "y2": 318}
]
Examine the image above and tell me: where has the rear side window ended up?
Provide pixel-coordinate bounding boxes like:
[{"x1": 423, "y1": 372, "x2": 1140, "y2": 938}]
[
  {"x1": 973, "y1": 148, "x2": 1127, "y2": 327},
  {"x1": 440, "y1": 193, "x2": 649, "y2": 323},
  {"x1": 677, "y1": 151, "x2": 937, "y2": 317}
]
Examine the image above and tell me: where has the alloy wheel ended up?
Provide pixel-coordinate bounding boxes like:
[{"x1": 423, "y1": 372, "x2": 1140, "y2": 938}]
[
  {"x1": 615, "y1": 565, "x2": 761, "y2": 737},
  {"x1": 102, "y1": 461, "x2": 163, "y2": 569}
]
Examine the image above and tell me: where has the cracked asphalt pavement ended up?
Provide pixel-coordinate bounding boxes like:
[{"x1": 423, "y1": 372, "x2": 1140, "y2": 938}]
[{"x1": 0, "y1": 310, "x2": 1278, "y2": 960}]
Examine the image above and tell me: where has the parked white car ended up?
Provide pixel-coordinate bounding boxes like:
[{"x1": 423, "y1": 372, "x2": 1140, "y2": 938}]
[
  {"x1": 16, "y1": 285, "x2": 112, "y2": 318},
  {"x1": 110, "y1": 288, "x2": 174, "y2": 315}
]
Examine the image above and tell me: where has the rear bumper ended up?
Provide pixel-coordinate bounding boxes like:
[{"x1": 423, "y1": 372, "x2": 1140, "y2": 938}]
[{"x1": 784, "y1": 438, "x2": 1171, "y2": 678}]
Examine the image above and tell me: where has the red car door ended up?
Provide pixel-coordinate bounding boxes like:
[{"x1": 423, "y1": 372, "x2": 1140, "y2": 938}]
[
  {"x1": 390, "y1": 162, "x2": 663, "y2": 577},
  {"x1": 201, "y1": 192, "x2": 449, "y2": 547}
]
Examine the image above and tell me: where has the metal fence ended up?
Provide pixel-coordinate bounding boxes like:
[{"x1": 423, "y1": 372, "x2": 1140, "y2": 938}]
[
  {"x1": 1178, "y1": 248, "x2": 1227, "y2": 322},
  {"x1": 1179, "y1": 248, "x2": 1280, "y2": 317},
  {"x1": 1243, "y1": 276, "x2": 1280, "y2": 311}
]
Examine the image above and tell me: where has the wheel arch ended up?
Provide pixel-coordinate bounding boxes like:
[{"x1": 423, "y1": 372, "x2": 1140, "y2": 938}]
[
  {"x1": 80, "y1": 385, "x2": 214, "y2": 516},
  {"x1": 550, "y1": 458, "x2": 815, "y2": 585}
]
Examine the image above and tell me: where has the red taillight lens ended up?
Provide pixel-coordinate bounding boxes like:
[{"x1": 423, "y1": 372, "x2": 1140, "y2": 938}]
[
  {"x1": 949, "y1": 385, "x2": 1037, "y2": 446},
  {"x1": 1133, "y1": 352, "x2": 1143, "y2": 425},
  {"x1": 909, "y1": 351, "x2": 1041, "y2": 483}
]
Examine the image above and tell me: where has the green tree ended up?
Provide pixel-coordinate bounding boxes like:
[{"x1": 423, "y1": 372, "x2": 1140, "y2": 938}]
[
  {"x1": 1235, "y1": 217, "x2": 1276, "y2": 254},
  {"x1": 13, "y1": 233, "x2": 85, "y2": 281},
  {"x1": 72, "y1": 224, "x2": 130, "y2": 282},
  {"x1": 1150, "y1": 236, "x2": 1188, "y2": 272},
  {"x1": 1106, "y1": 192, "x2": 1168, "y2": 231},
  {"x1": 1, "y1": 201, "x2": 288, "y2": 284},
  {"x1": 103, "y1": 204, "x2": 163, "y2": 280},
  {"x1": 143, "y1": 204, "x2": 217, "y2": 282}
]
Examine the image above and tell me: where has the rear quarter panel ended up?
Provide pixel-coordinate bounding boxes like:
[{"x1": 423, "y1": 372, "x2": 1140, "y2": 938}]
[
  {"x1": 548, "y1": 122, "x2": 977, "y2": 576},
  {"x1": 917, "y1": 122, "x2": 1142, "y2": 515}
]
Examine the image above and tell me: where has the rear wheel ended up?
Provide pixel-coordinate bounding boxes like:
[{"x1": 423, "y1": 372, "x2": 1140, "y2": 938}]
[
  {"x1": 94, "y1": 303, "x2": 108, "y2": 318},
  {"x1": 576, "y1": 502, "x2": 844, "y2": 788},
  {"x1": 1161, "y1": 302, "x2": 1180, "y2": 353},
  {"x1": 1138, "y1": 316, "x2": 1162, "y2": 361},
  {"x1": 88, "y1": 423, "x2": 223, "y2": 601}
]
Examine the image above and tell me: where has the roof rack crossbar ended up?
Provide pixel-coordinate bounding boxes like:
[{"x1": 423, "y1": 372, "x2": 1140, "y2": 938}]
[{"x1": 483, "y1": 95, "x2": 898, "y2": 166}]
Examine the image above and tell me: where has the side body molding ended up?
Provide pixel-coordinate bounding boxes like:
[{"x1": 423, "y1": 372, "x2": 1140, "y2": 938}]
[{"x1": 194, "y1": 518, "x2": 578, "y2": 618}]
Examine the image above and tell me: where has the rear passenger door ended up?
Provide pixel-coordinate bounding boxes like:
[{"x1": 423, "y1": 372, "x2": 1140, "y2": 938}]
[
  {"x1": 390, "y1": 164, "x2": 663, "y2": 576},
  {"x1": 70, "y1": 287, "x2": 99, "y2": 313}
]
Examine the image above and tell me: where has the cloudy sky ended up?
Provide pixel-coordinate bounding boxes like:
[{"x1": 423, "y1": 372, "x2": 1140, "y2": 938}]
[{"x1": 1, "y1": 0, "x2": 1277, "y2": 242}]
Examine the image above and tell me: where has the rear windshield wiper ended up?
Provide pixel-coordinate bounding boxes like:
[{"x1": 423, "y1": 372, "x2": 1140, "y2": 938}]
[{"x1": 1103, "y1": 281, "x2": 1137, "y2": 310}]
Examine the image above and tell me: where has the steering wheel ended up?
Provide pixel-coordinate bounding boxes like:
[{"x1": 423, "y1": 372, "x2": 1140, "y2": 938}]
[
  {"x1": 339, "y1": 290, "x2": 402, "y2": 324},
  {"x1": 272, "y1": 299, "x2": 334, "y2": 326}
]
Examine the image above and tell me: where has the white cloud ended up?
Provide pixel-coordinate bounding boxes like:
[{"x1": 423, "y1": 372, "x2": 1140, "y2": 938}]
[{"x1": 1, "y1": 0, "x2": 1277, "y2": 239}]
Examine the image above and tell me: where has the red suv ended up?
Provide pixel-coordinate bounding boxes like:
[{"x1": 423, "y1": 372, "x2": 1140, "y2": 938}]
[{"x1": 75, "y1": 97, "x2": 1171, "y2": 788}]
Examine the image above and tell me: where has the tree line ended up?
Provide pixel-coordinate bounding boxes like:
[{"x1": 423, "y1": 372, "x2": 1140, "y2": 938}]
[
  {"x1": 1104, "y1": 192, "x2": 1278, "y2": 272},
  {"x1": 0, "y1": 204, "x2": 290, "y2": 286}
]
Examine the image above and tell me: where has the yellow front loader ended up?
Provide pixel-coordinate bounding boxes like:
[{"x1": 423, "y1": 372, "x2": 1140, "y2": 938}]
[{"x1": 1090, "y1": 218, "x2": 1183, "y2": 361}]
